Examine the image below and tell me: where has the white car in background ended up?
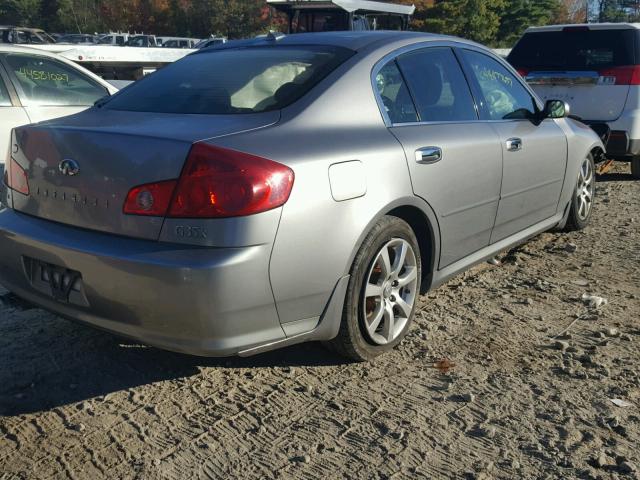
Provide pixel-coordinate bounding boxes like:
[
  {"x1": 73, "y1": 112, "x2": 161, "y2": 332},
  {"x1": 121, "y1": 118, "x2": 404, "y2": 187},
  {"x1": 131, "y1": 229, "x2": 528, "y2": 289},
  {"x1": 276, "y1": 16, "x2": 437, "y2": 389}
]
[
  {"x1": 508, "y1": 23, "x2": 640, "y2": 178},
  {"x1": 0, "y1": 44, "x2": 117, "y2": 171}
]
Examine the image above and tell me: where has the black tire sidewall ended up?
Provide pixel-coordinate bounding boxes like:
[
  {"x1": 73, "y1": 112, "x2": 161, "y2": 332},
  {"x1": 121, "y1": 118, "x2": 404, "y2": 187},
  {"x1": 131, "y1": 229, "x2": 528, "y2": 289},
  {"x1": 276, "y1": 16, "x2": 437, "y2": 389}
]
[{"x1": 343, "y1": 216, "x2": 421, "y2": 360}]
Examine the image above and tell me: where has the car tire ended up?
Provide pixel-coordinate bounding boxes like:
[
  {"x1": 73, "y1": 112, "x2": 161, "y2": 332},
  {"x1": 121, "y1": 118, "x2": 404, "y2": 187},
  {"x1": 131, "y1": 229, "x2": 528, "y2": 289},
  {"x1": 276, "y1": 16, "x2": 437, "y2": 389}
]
[
  {"x1": 632, "y1": 156, "x2": 640, "y2": 179},
  {"x1": 325, "y1": 216, "x2": 422, "y2": 361},
  {"x1": 565, "y1": 153, "x2": 595, "y2": 231}
]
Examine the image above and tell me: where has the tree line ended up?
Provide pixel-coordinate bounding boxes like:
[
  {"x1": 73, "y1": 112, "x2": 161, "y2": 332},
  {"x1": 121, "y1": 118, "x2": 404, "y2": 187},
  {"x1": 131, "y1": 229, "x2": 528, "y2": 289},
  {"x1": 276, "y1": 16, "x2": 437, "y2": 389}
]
[{"x1": 0, "y1": 0, "x2": 637, "y2": 45}]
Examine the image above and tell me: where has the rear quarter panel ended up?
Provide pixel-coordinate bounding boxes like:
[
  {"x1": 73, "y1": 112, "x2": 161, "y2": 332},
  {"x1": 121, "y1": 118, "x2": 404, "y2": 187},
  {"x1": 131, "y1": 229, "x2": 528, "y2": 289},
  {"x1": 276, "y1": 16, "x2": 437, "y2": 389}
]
[{"x1": 210, "y1": 46, "x2": 430, "y2": 327}]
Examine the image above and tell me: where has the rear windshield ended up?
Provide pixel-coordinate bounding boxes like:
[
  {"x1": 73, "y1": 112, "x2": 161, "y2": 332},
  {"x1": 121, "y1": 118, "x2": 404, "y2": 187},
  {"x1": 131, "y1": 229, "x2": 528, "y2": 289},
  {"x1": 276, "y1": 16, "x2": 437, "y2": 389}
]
[
  {"x1": 508, "y1": 29, "x2": 637, "y2": 70},
  {"x1": 105, "y1": 45, "x2": 354, "y2": 114}
]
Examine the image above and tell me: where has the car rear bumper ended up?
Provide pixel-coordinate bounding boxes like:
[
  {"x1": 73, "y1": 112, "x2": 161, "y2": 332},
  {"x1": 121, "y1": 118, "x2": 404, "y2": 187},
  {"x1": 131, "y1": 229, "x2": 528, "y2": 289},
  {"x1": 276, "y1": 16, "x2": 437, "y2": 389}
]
[
  {"x1": 0, "y1": 209, "x2": 286, "y2": 356},
  {"x1": 583, "y1": 122, "x2": 640, "y2": 158}
]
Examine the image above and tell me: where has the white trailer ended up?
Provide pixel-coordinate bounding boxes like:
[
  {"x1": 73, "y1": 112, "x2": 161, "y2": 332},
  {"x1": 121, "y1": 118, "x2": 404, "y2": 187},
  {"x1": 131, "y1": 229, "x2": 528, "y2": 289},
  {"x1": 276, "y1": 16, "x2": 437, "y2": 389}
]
[{"x1": 25, "y1": 44, "x2": 195, "y2": 80}]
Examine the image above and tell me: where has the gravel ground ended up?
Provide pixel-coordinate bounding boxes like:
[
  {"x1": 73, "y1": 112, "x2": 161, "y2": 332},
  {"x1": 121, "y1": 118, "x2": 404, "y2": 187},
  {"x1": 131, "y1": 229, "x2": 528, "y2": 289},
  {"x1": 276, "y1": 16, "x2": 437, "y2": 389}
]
[{"x1": 0, "y1": 163, "x2": 639, "y2": 480}]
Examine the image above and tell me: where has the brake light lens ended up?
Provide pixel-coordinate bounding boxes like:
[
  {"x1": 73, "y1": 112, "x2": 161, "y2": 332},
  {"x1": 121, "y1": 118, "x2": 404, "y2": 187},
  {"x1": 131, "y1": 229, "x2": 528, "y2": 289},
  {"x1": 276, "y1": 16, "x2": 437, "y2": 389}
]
[
  {"x1": 598, "y1": 65, "x2": 640, "y2": 85},
  {"x1": 169, "y1": 143, "x2": 294, "y2": 218},
  {"x1": 122, "y1": 143, "x2": 295, "y2": 218},
  {"x1": 6, "y1": 157, "x2": 29, "y2": 195},
  {"x1": 123, "y1": 179, "x2": 177, "y2": 216},
  {"x1": 516, "y1": 68, "x2": 530, "y2": 78}
]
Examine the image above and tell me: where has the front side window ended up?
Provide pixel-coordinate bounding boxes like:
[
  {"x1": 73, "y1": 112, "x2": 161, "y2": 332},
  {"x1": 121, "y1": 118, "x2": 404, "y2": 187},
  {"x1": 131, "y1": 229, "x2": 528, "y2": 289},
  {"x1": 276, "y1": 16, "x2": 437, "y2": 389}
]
[
  {"x1": 396, "y1": 47, "x2": 477, "y2": 122},
  {"x1": 5, "y1": 54, "x2": 108, "y2": 106},
  {"x1": 105, "y1": 46, "x2": 353, "y2": 114},
  {"x1": 462, "y1": 49, "x2": 536, "y2": 120},
  {"x1": 374, "y1": 61, "x2": 417, "y2": 124}
]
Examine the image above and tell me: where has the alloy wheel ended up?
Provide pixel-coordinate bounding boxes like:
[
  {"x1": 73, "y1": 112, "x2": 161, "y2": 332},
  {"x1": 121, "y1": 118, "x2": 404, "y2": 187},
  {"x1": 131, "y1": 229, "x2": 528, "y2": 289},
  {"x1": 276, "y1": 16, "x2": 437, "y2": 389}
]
[
  {"x1": 576, "y1": 156, "x2": 594, "y2": 221},
  {"x1": 362, "y1": 238, "x2": 418, "y2": 345}
]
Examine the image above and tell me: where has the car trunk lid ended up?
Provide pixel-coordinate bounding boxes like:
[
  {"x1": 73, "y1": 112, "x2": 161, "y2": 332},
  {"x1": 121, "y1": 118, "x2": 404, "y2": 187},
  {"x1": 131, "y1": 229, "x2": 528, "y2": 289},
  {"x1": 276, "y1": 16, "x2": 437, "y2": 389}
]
[{"x1": 8, "y1": 109, "x2": 279, "y2": 240}]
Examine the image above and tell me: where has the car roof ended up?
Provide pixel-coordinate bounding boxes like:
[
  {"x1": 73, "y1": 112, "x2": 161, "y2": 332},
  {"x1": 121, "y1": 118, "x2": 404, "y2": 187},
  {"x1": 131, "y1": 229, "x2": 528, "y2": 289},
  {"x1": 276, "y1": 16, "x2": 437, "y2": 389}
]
[
  {"x1": 200, "y1": 31, "x2": 470, "y2": 53},
  {"x1": 525, "y1": 23, "x2": 640, "y2": 33}
]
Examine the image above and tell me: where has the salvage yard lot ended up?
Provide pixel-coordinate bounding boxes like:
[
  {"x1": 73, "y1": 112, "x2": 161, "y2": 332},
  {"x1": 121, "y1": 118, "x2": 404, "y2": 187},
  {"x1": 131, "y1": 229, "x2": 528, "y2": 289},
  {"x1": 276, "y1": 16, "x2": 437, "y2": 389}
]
[{"x1": 1, "y1": 164, "x2": 639, "y2": 479}]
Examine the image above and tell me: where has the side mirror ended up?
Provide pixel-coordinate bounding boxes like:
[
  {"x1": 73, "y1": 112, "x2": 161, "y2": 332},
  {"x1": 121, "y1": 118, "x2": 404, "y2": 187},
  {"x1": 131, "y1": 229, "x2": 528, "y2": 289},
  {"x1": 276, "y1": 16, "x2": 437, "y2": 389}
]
[{"x1": 544, "y1": 99, "x2": 570, "y2": 119}]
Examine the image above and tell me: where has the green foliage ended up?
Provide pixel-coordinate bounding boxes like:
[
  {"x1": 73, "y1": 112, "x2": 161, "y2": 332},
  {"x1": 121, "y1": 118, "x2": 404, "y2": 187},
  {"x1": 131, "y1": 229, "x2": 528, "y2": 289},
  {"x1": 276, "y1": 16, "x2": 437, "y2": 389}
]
[
  {"x1": 496, "y1": 0, "x2": 562, "y2": 47},
  {"x1": 0, "y1": 0, "x2": 273, "y2": 38},
  {"x1": 0, "y1": 0, "x2": 43, "y2": 26},
  {"x1": 414, "y1": 0, "x2": 506, "y2": 44},
  {"x1": 2, "y1": 0, "x2": 638, "y2": 45}
]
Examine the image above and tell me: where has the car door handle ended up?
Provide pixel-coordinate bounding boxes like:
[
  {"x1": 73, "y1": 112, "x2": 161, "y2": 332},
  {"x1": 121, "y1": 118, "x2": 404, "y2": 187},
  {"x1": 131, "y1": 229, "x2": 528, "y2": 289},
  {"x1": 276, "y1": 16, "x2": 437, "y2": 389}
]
[
  {"x1": 415, "y1": 147, "x2": 442, "y2": 164},
  {"x1": 506, "y1": 138, "x2": 522, "y2": 152}
]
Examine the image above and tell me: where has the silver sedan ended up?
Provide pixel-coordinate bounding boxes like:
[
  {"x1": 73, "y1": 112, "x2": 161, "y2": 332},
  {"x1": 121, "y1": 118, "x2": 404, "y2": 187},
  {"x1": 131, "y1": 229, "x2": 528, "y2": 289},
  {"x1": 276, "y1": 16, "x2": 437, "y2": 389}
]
[{"x1": 0, "y1": 32, "x2": 603, "y2": 361}]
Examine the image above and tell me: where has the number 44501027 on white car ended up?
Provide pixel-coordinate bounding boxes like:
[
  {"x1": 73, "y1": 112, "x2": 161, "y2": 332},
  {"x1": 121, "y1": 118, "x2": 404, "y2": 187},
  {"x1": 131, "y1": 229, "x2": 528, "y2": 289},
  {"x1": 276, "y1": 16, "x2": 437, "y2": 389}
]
[
  {"x1": 0, "y1": 32, "x2": 603, "y2": 361},
  {"x1": 0, "y1": 44, "x2": 117, "y2": 170}
]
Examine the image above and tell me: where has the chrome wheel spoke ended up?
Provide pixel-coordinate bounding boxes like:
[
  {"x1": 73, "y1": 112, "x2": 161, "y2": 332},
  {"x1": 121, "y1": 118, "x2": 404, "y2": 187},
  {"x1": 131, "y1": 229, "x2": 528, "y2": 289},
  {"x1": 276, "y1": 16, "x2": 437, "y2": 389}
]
[
  {"x1": 391, "y1": 241, "x2": 408, "y2": 277},
  {"x1": 579, "y1": 198, "x2": 586, "y2": 218},
  {"x1": 395, "y1": 296, "x2": 412, "y2": 318},
  {"x1": 378, "y1": 246, "x2": 392, "y2": 277},
  {"x1": 367, "y1": 304, "x2": 384, "y2": 335},
  {"x1": 381, "y1": 302, "x2": 395, "y2": 342},
  {"x1": 365, "y1": 282, "x2": 384, "y2": 299},
  {"x1": 397, "y1": 266, "x2": 417, "y2": 287}
]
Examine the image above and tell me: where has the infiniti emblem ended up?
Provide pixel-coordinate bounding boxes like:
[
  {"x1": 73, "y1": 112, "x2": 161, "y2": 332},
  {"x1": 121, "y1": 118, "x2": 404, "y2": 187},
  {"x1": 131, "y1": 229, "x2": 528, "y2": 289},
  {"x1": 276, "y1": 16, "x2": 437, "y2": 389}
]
[{"x1": 59, "y1": 159, "x2": 80, "y2": 176}]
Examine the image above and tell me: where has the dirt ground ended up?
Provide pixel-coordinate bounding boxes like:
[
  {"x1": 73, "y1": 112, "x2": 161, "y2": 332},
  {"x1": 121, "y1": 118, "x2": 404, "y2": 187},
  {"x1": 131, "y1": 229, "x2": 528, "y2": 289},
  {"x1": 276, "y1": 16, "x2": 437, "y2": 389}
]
[{"x1": 0, "y1": 163, "x2": 638, "y2": 480}]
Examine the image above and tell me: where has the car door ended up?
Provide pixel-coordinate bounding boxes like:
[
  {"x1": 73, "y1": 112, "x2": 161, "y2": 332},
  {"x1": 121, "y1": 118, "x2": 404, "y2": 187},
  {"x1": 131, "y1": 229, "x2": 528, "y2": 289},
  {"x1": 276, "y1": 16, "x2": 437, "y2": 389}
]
[
  {"x1": 0, "y1": 61, "x2": 30, "y2": 172},
  {"x1": 458, "y1": 48, "x2": 568, "y2": 243},
  {"x1": 1, "y1": 52, "x2": 110, "y2": 123},
  {"x1": 375, "y1": 46, "x2": 503, "y2": 268}
]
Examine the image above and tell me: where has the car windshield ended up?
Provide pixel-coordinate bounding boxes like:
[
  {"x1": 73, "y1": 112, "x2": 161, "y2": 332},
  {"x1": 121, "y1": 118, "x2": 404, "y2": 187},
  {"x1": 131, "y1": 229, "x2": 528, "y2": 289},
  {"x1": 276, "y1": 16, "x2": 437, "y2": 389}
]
[
  {"x1": 508, "y1": 29, "x2": 636, "y2": 70},
  {"x1": 104, "y1": 45, "x2": 354, "y2": 114}
]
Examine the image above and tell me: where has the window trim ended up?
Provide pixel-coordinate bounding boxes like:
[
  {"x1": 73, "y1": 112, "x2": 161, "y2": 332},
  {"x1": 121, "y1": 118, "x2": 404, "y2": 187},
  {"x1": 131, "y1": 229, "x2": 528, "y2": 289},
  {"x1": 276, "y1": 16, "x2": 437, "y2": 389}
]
[
  {"x1": 0, "y1": 57, "x2": 22, "y2": 107},
  {"x1": 0, "y1": 52, "x2": 109, "y2": 107},
  {"x1": 371, "y1": 40, "x2": 544, "y2": 128}
]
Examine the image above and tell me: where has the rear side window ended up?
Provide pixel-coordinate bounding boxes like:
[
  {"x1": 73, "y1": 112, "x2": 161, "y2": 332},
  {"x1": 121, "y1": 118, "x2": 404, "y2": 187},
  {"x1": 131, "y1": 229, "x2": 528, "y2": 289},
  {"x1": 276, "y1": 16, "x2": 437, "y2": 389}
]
[
  {"x1": 375, "y1": 61, "x2": 418, "y2": 123},
  {"x1": 5, "y1": 54, "x2": 107, "y2": 106},
  {"x1": 0, "y1": 74, "x2": 11, "y2": 106},
  {"x1": 105, "y1": 46, "x2": 354, "y2": 114},
  {"x1": 508, "y1": 29, "x2": 637, "y2": 70},
  {"x1": 396, "y1": 47, "x2": 477, "y2": 122}
]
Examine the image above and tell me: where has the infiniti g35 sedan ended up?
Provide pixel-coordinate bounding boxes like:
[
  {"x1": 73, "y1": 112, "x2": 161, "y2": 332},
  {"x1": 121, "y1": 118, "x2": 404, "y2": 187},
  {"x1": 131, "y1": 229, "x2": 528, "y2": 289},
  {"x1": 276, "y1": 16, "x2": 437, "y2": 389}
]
[{"x1": 0, "y1": 32, "x2": 603, "y2": 361}]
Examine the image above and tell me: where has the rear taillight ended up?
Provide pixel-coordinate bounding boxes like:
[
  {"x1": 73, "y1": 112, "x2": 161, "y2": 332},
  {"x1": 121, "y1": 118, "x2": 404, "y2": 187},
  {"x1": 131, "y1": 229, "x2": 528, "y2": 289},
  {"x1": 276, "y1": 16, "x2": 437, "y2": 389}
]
[
  {"x1": 599, "y1": 65, "x2": 640, "y2": 85},
  {"x1": 123, "y1": 143, "x2": 294, "y2": 218},
  {"x1": 516, "y1": 68, "x2": 529, "y2": 78},
  {"x1": 169, "y1": 143, "x2": 294, "y2": 218},
  {"x1": 6, "y1": 157, "x2": 29, "y2": 195},
  {"x1": 123, "y1": 179, "x2": 177, "y2": 216}
]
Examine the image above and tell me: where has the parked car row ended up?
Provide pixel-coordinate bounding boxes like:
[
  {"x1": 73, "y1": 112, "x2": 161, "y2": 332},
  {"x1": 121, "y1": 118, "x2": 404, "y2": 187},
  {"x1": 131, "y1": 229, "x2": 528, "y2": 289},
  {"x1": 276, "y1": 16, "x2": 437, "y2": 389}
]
[
  {"x1": 0, "y1": 31, "x2": 604, "y2": 361},
  {"x1": 2, "y1": 27, "x2": 215, "y2": 49}
]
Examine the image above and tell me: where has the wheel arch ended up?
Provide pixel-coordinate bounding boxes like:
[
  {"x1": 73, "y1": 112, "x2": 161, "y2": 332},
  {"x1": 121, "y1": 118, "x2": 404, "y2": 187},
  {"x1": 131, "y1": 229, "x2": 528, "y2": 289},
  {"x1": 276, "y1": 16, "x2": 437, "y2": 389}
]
[
  {"x1": 344, "y1": 196, "x2": 441, "y2": 295},
  {"x1": 385, "y1": 204, "x2": 438, "y2": 293}
]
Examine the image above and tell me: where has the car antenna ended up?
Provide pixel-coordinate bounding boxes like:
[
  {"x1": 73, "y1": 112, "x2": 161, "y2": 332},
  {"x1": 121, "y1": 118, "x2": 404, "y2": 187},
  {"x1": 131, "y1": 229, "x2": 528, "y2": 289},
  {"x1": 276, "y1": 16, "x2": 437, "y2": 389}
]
[{"x1": 266, "y1": 30, "x2": 285, "y2": 41}]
